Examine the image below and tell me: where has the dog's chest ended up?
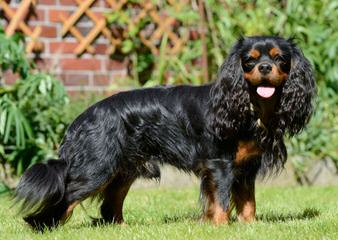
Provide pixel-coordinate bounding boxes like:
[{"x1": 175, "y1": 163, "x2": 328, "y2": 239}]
[{"x1": 234, "y1": 140, "x2": 261, "y2": 165}]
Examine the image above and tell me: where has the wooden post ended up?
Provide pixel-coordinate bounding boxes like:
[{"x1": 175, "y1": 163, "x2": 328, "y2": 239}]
[{"x1": 198, "y1": 0, "x2": 209, "y2": 83}]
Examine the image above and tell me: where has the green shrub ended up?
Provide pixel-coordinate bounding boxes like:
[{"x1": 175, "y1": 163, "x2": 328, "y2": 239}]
[
  {"x1": 0, "y1": 29, "x2": 30, "y2": 78},
  {"x1": 287, "y1": 83, "x2": 338, "y2": 170},
  {"x1": 0, "y1": 30, "x2": 69, "y2": 189}
]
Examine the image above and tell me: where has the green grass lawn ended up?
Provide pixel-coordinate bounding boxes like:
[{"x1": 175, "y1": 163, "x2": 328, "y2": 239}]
[{"x1": 0, "y1": 186, "x2": 337, "y2": 240}]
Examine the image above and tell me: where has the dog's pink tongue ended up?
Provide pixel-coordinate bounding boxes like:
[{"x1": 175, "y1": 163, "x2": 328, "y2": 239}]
[{"x1": 257, "y1": 86, "x2": 275, "y2": 98}]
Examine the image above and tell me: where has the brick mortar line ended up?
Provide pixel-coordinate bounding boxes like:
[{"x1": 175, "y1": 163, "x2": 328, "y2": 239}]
[
  {"x1": 65, "y1": 86, "x2": 110, "y2": 91},
  {"x1": 48, "y1": 38, "x2": 78, "y2": 43},
  {"x1": 36, "y1": 5, "x2": 78, "y2": 11},
  {"x1": 33, "y1": 53, "x2": 111, "y2": 59},
  {"x1": 110, "y1": 70, "x2": 127, "y2": 75},
  {"x1": 36, "y1": 34, "x2": 111, "y2": 45},
  {"x1": 88, "y1": 71, "x2": 94, "y2": 86},
  {"x1": 56, "y1": 70, "x2": 95, "y2": 75},
  {"x1": 42, "y1": 38, "x2": 50, "y2": 54},
  {"x1": 7, "y1": 2, "x2": 110, "y2": 11},
  {"x1": 36, "y1": 5, "x2": 110, "y2": 12},
  {"x1": 55, "y1": 70, "x2": 118, "y2": 75},
  {"x1": 27, "y1": 21, "x2": 61, "y2": 27}
]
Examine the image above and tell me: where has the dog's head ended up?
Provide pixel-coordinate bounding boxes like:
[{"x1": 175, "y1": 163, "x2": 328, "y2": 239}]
[
  {"x1": 240, "y1": 36, "x2": 291, "y2": 99},
  {"x1": 210, "y1": 36, "x2": 316, "y2": 139}
]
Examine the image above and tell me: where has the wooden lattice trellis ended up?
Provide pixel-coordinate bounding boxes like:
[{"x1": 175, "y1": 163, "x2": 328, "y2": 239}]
[
  {"x1": 61, "y1": 0, "x2": 189, "y2": 55},
  {"x1": 0, "y1": 0, "x2": 43, "y2": 53},
  {"x1": 60, "y1": 0, "x2": 122, "y2": 55},
  {"x1": 0, "y1": 0, "x2": 192, "y2": 56},
  {"x1": 130, "y1": 1, "x2": 188, "y2": 55}
]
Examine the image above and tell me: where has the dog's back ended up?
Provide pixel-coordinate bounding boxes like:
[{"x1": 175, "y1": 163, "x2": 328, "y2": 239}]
[{"x1": 16, "y1": 84, "x2": 214, "y2": 230}]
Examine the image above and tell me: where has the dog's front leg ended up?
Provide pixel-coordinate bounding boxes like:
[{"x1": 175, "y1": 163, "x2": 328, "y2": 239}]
[
  {"x1": 201, "y1": 159, "x2": 234, "y2": 224},
  {"x1": 232, "y1": 177, "x2": 256, "y2": 222},
  {"x1": 231, "y1": 158, "x2": 260, "y2": 223}
]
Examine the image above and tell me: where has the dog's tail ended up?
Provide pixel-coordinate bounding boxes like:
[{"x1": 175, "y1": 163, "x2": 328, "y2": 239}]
[{"x1": 15, "y1": 159, "x2": 68, "y2": 231}]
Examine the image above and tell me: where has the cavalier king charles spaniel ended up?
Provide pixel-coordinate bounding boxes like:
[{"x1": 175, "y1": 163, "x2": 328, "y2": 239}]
[{"x1": 15, "y1": 36, "x2": 316, "y2": 231}]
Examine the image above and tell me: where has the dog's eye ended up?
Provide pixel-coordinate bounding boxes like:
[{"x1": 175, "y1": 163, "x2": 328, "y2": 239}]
[
  {"x1": 274, "y1": 55, "x2": 286, "y2": 64},
  {"x1": 244, "y1": 58, "x2": 257, "y2": 67}
]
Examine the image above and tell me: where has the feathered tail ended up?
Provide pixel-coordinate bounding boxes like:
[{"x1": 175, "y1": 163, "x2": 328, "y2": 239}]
[{"x1": 15, "y1": 159, "x2": 68, "y2": 231}]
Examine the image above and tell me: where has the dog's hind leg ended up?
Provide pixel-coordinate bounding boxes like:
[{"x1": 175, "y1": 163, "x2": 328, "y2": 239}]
[
  {"x1": 60, "y1": 200, "x2": 80, "y2": 225},
  {"x1": 100, "y1": 173, "x2": 136, "y2": 224},
  {"x1": 98, "y1": 161, "x2": 160, "y2": 224}
]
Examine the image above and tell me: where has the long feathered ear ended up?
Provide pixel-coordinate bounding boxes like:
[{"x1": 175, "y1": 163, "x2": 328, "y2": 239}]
[
  {"x1": 210, "y1": 44, "x2": 250, "y2": 139},
  {"x1": 277, "y1": 41, "x2": 316, "y2": 136}
]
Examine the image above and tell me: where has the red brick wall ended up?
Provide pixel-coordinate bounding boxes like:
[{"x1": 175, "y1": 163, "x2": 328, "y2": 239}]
[{"x1": 1, "y1": 0, "x2": 127, "y2": 93}]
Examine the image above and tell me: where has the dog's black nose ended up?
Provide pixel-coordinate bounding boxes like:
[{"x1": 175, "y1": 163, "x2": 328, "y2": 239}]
[{"x1": 258, "y1": 63, "x2": 272, "y2": 74}]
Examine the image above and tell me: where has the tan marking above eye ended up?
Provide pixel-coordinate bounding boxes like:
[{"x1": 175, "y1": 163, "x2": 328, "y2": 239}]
[
  {"x1": 249, "y1": 49, "x2": 261, "y2": 59},
  {"x1": 269, "y1": 48, "x2": 281, "y2": 58}
]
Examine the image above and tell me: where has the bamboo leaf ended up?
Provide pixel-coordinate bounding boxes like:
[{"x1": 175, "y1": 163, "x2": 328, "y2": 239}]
[
  {"x1": 3, "y1": 108, "x2": 13, "y2": 143},
  {"x1": 0, "y1": 108, "x2": 7, "y2": 135}
]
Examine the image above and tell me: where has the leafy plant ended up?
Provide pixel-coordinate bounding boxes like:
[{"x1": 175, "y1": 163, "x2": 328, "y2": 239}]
[
  {"x1": 287, "y1": 82, "x2": 338, "y2": 172},
  {"x1": 0, "y1": 29, "x2": 30, "y2": 78},
  {"x1": 0, "y1": 29, "x2": 69, "y2": 190}
]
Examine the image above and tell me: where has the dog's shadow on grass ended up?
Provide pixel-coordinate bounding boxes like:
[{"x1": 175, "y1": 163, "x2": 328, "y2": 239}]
[
  {"x1": 75, "y1": 212, "x2": 199, "y2": 228},
  {"x1": 257, "y1": 208, "x2": 320, "y2": 223},
  {"x1": 162, "y1": 211, "x2": 201, "y2": 224},
  {"x1": 76, "y1": 208, "x2": 320, "y2": 228},
  {"x1": 161, "y1": 208, "x2": 321, "y2": 224}
]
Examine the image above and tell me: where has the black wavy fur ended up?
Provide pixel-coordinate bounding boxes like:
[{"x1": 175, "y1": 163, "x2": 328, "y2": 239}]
[{"x1": 15, "y1": 36, "x2": 316, "y2": 231}]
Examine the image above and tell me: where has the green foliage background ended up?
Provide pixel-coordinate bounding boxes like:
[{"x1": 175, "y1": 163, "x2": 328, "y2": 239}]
[{"x1": 0, "y1": 30, "x2": 69, "y2": 190}]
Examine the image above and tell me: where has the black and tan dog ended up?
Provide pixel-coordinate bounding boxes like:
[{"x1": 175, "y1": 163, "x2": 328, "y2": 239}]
[{"x1": 15, "y1": 36, "x2": 316, "y2": 231}]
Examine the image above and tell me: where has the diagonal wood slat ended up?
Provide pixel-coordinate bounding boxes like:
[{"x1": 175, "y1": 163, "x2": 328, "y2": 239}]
[
  {"x1": 0, "y1": 1, "x2": 32, "y2": 35},
  {"x1": 61, "y1": 0, "x2": 124, "y2": 55},
  {"x1": 61, "y1": 0, "x2": 96, "y2": 36},
  {"x1": 75, "y1": 19, "x2": 106, "y2": 54},
  {"x1": 6, "y1": 0, "x2": 34, "y2": 36},
  {"x1": 59, "y1": 14, "x2": 95, "y2": 53},
  {"x1": 73, "y1": 0, "x2": 121, "y2": 54},
  {"x1": 26, "y1": 26, "x2": 42, "y2": 53},
  {"x1": 0, "y1": 0, "x2": 42, "y2": 53},
  {"x1": 137, "y1": 1, "x2": 186, "y2": 55}
]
